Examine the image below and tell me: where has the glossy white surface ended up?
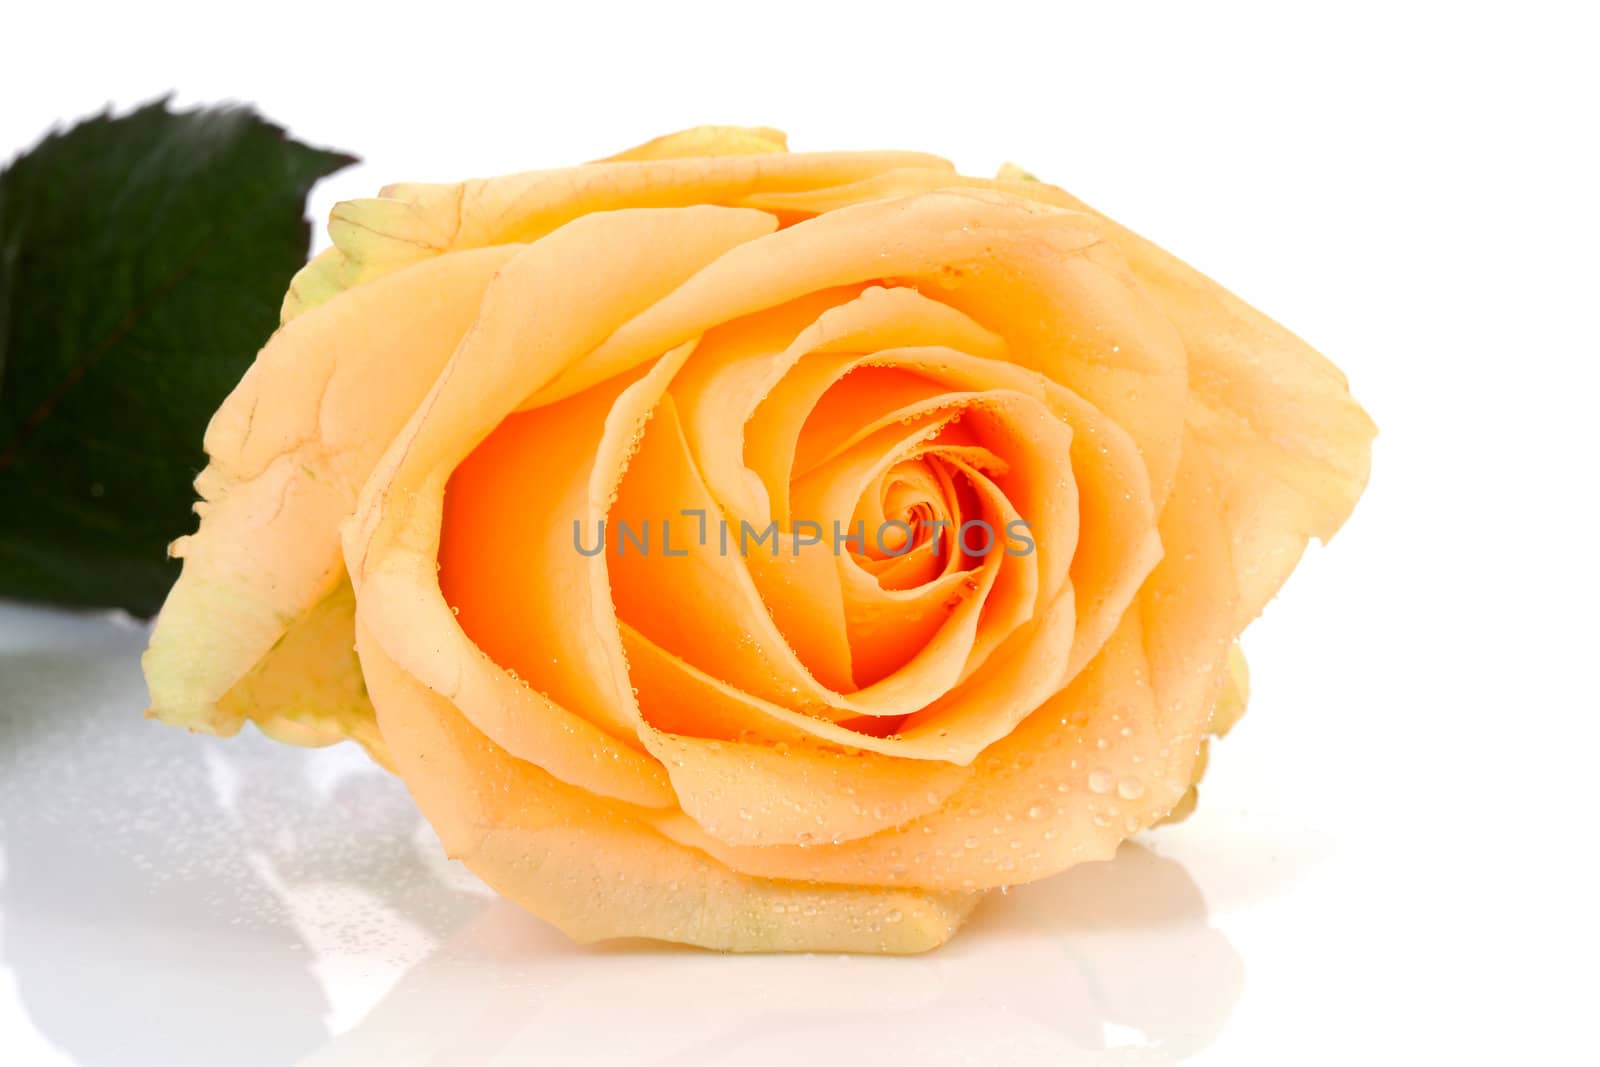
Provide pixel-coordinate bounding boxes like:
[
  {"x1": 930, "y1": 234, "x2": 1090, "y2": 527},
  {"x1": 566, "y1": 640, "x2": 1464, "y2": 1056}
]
[
  {"x1": 3, "y1": 2, "x2": 1596, "y2": 1063},
  {"x1": 5, "y1": 604, "x2": 1248, "y2": 1066},
  {"x1": 2, "y1": 557, "x2": 1591, "y2": 1067}
]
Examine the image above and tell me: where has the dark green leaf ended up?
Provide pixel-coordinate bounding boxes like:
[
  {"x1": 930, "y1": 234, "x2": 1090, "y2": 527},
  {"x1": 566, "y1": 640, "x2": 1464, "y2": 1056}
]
[{"x1": 0, "y1": 98, "x2": 355, "y2": 615}]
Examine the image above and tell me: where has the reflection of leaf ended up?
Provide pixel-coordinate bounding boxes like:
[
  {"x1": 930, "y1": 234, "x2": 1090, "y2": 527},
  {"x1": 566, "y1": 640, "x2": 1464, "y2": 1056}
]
[{"x1": 0, "y1": 98, "x2": 354, "y2": 614}]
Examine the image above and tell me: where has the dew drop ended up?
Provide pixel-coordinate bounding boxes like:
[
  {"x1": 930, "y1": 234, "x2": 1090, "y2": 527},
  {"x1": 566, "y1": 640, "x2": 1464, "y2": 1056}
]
[
  {"x1": 1087, "y1": 770, "x2": 1114, "y2": 794},
  {"x1": 1117, "y1": 777, "x2": 1146, "y2": 800}
]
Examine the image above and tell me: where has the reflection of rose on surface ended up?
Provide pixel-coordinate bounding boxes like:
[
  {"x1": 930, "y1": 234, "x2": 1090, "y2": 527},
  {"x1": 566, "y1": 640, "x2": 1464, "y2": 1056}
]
[
  {"x1": 302, "y1": 843, "x2": 1241, "y2": 1067},
  {"x1": 0, "y1": 615, "x2": 485, "y2": 1066},
  {"x1": 975, "y1": 845, "x2": 1244, "y2": 1058},
  {"x1": 0, "y1": 636, "x2": 328, "y2": 1066},
  {"x1": 224, "y1": 736, "x2": 488, "y2": 954}
]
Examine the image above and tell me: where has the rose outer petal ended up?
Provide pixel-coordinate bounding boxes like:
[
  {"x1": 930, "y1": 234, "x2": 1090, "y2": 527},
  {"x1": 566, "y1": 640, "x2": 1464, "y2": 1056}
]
[
  {"x1": 355, "y1": 620, "x2": 979, "y2": 952},
  {"x1": 1046, "y1": 191, "x2": 1377, "y2": 626},
  {"x1": 596, "y1": 125, "x2": 790, "y2": 162},
  {"x1": 143, "y1": 245, "x2": 521, "y2": 740},
  {"x1": 282, "y1": 147, "x2": 954, "y2": 322}
]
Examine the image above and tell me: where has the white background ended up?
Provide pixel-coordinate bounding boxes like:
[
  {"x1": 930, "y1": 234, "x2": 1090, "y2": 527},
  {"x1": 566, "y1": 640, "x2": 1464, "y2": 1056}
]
[{"x1": 3, "y1": 2, "x2": 1597, "y2": 1064}]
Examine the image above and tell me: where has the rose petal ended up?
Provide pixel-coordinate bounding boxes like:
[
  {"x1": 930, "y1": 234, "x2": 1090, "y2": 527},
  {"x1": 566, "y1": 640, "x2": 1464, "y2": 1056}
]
[
  {"x1": 355, "y1": 206, "x2": 775, "y2": 770},
  {"x1": 1030, "y1": 187, "x2": 1376, "y2": 623},
  {"x1": 519, "y1": 192, "x2": 1158, "y2": 445},
  {"x1": 792, "y1": 415, "x2": 1009, "y2": 713},
  {"x1": 214, "y1": 579, "x2": 385, "y2": 767},
  {"x1": 641, "y1": 727, "x2": 974, "y2": 848},
  {"x1": 357, "y1": 620, "x2": 980, "y2": 952},
  {"x1": 283, "y1": 151, "x2": 953, "y2": 320},
  {"x1": 607, "y1": 392, "x2": 862, "y2": 703},
  {"x1": 596, "y1": 125, "x2": 790, "y2": 162},
  {"x1": 749, "y1": 289, "x2": 1008, "y2": 520},
  {"x1": 740, "y1": 177, "x2": 1191, "y2": 505},
  {"x1": 144, "y1": 245, "x2": 521, "y2": 738},
  {"x1": 1159, "y1": 643, "x2": 1251, "y2": 826}
]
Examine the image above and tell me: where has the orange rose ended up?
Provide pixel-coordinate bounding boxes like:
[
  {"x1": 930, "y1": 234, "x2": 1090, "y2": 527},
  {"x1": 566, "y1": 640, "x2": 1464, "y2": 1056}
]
[{"x1": 143, "y1": 127, "x2": 1373, "y2": 952}]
